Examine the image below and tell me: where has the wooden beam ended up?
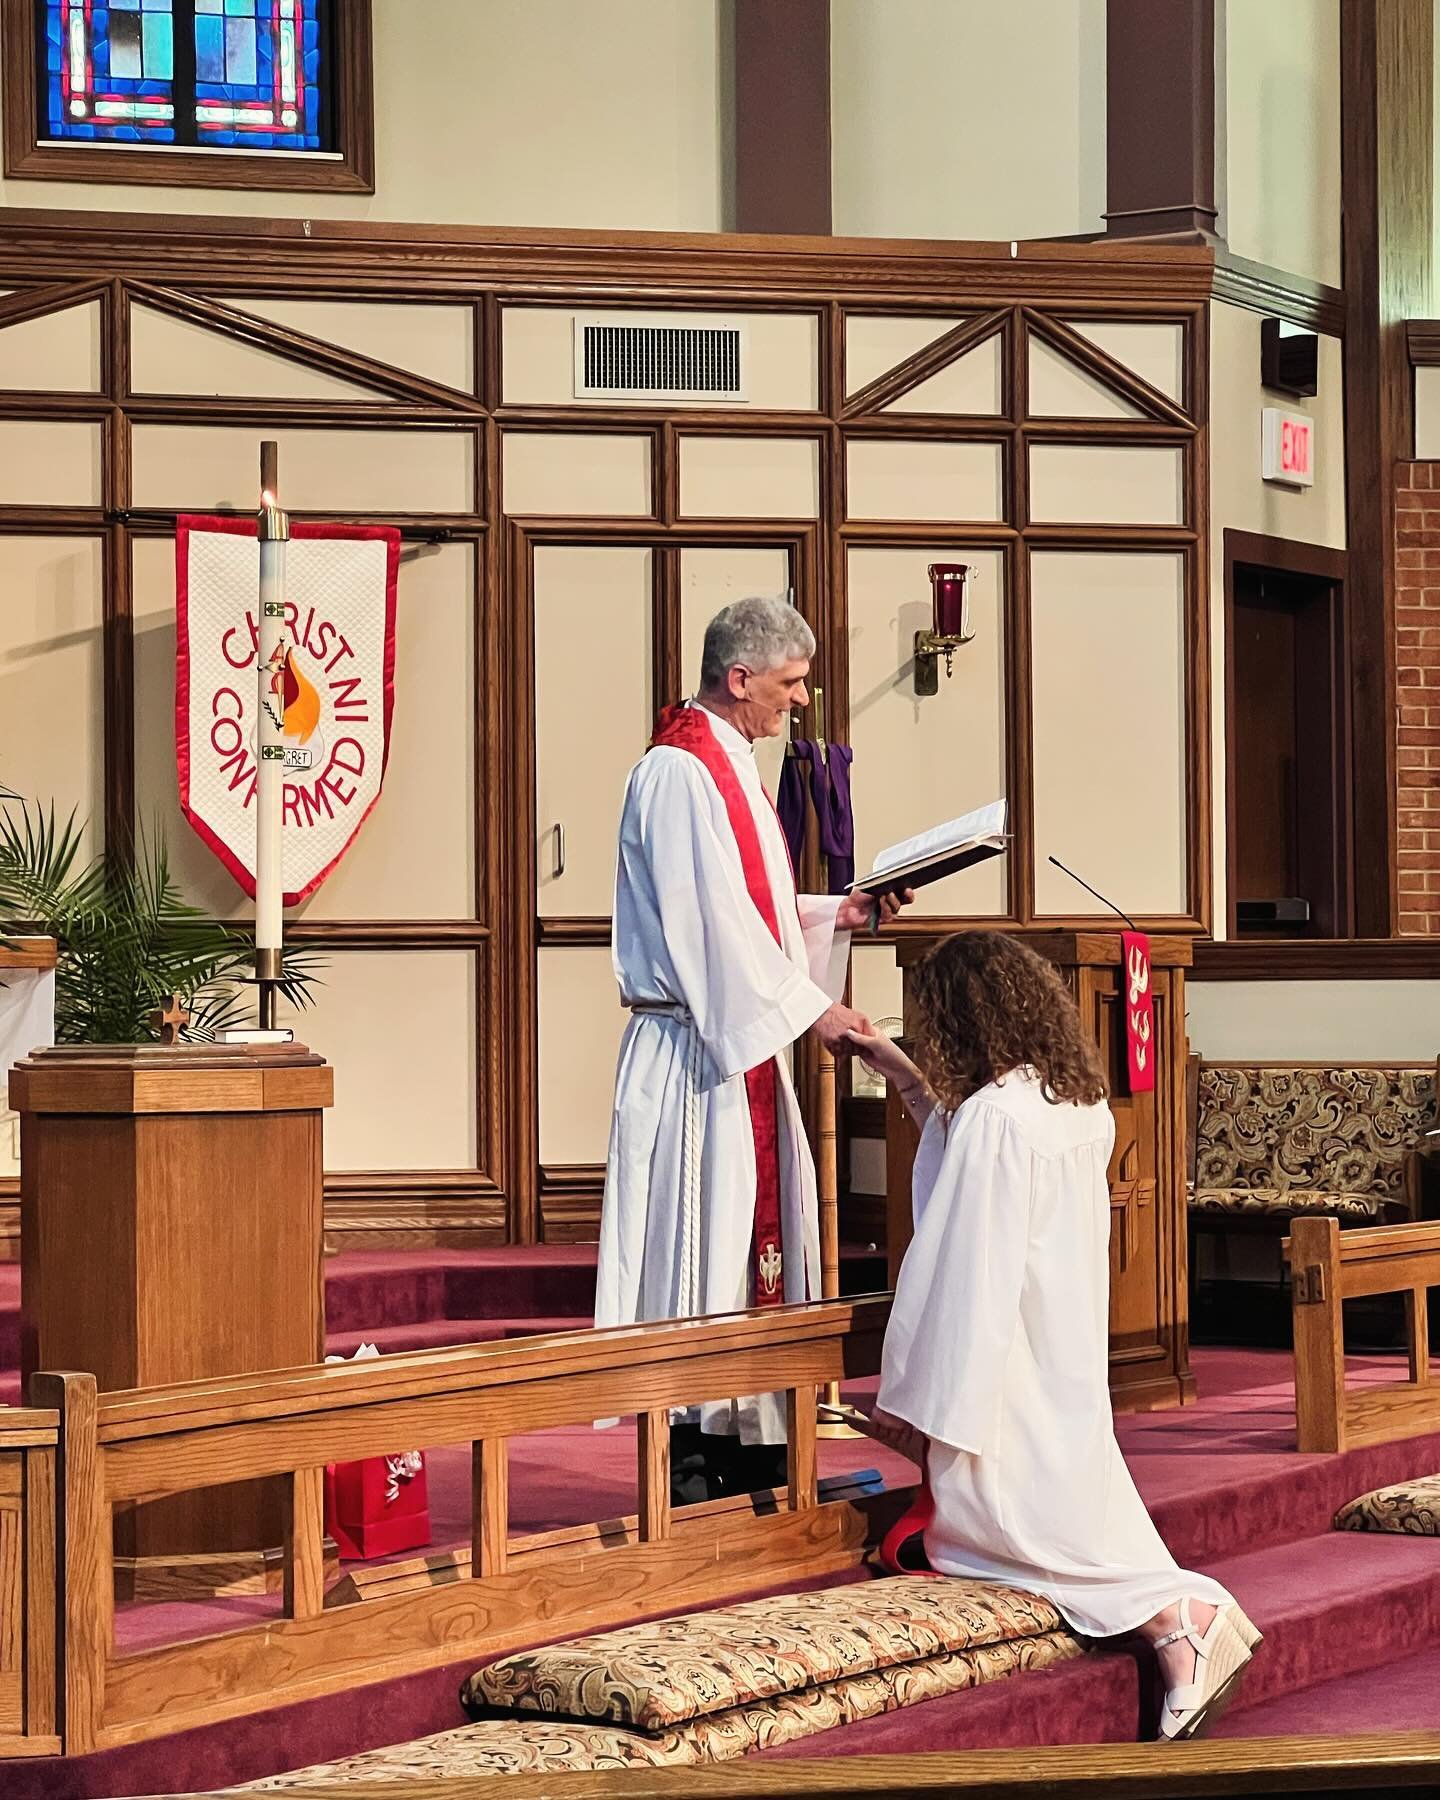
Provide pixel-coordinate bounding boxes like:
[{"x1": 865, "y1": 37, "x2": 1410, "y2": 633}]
[
  {"x1": 730, "y1": 0, "x2": 831, "y2": 235},
  {"x1": 1341, "y1": 0, "x2": 1434, "y2": 936},
  {"x1": 1105, "y1": 0, "x2": 1218, "y2": 241}
]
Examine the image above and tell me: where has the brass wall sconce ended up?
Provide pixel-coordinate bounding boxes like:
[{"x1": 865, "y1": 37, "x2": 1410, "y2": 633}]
[{"x1": 914, "y1": 562, "x2": 977, "y2": 695}]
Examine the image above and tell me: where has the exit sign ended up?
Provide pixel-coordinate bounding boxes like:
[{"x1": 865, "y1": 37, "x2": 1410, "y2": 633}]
[{"x1": 1262, "y1": 406, "x2": 1315, "y2": 487}]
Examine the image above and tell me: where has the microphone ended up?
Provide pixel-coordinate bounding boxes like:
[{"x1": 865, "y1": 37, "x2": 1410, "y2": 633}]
[{"x1": 1046, "y1": 856, "x2": 1139, "y2": 932}]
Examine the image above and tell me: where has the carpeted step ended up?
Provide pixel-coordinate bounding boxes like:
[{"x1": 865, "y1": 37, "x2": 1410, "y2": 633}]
[
  {"x1": 762, "y1": 1526, "x2": 1440, "y2": 1758},
  {"x1": 324, "y1": 1244, "x2": 889, "y2": 1336},
  {"x1": 325, "y1": 1317, "x2": 585, "y2": 1359},
  {"x1": 1215, "y1": 1640, "x2": 1440, "y2": 1737}
]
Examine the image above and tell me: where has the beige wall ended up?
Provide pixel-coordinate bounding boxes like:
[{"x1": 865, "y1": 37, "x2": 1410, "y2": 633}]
[
  {"x1": 1187, "y1": 979, "x2": 1440, "y2": 1061},
  {"x1": 1220, "y1": 0, "x2": 1342, "y2": 285},
  {"x1": 830, "y1": 0, "x2": 1107, "y2": 242},
  {"x1": 1206, "y1": 300, "x2": 1347, "y2": 933},
  {"x1": 0, "y1": 0, "x2": 724, "y2": 231}
]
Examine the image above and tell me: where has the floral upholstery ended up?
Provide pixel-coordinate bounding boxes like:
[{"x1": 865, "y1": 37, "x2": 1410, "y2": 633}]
[
  {"x1": 462, "y1": 1575, "x2": 1066, "y2": 1729},
  {"x1": 1190, "y1": 1063, "x2": 1435, "y2": 1221},
  {"x1": 1335, "y1": 1474, "x2": 1440, "y2": 1536},
  {"x1": 233, "y1": 1632, "x2": 1081, "y2": 1786},
  {"x1": 1190, "y1": 1186, "x2": 1382, "y2": 1219}
]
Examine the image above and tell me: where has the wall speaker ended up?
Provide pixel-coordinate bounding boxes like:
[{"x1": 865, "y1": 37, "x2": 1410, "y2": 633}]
[{"x1": 1261, "y1": 317, "x2": 1319, "y2": 398}]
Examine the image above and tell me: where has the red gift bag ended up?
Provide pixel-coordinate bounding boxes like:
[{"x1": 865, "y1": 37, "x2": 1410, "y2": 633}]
[{"x1": 323, "y1": 1450, "x2": 431, "y2": 1560}]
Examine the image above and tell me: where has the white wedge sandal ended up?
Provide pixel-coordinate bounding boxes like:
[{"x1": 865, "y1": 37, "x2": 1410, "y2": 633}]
[{"x1": 1155, "y1": 1598, "x2": 1263, "y2": 1740}]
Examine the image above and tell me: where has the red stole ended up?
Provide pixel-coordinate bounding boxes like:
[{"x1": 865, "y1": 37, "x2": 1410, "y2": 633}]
[{"x1": 649, "y1": 704, "x2": 789, "y2": 1308}]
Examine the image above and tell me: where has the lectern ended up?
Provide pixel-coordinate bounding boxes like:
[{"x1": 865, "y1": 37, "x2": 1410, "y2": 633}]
[
  {"x1": 12, "y1": 1043, "x2": 332, "y2": 1558},
  {"x1": 885, "y1": 932, "x2": 1195, "y2": 1412}
]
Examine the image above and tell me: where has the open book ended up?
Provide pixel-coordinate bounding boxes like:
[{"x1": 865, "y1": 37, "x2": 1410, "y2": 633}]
[{"x1": 848, "y1": 798, "x2": 1008, "y2": 897}]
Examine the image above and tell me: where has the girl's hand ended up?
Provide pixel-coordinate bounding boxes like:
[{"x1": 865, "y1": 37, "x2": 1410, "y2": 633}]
[
  {"x1": 846, "y1": 1027, "x2": 920, "y2": 1088},
  {"x1": 865, "y1": 1404, "x2": 928, "y2": 1466}
]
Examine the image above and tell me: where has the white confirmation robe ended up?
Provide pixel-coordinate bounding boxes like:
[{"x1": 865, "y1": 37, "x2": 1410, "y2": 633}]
[
  {"x1": 595, "y1": 702, "x2": 850, "y2": 1444},
  {"x1": 879, "y1": 1070, "x2": 1233, "y2": 1639}
]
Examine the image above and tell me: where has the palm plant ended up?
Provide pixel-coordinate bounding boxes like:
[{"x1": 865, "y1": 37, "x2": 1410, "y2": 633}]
[{"x1": 0, "y1": 790, "x2": 321, "y2": 1044}]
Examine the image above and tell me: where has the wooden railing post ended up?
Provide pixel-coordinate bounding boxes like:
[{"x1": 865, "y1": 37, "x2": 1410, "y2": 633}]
[
  {"x1": 637, "y1": 1408, "x2": 671, "y2": 1542},
  {"x1": 787, "y1": 1385, "x2": 818, "y2": 1511},
  {"x1": 1288, "y1": 1218, "x2": 1346, "y2": 1453},
  {"x1": 472, "y1": 1439, "x2": 508, "y2": 1577},
  {"x1": 30, "y1": 1373, "x2": 107, "y2": 1755},
  {"x1": 282, "y1": 1467, "x2": 326, "y2": 1620},
  {"x1": 1406, "y1": 1283, "x2": 1432, "y2": 1386}
]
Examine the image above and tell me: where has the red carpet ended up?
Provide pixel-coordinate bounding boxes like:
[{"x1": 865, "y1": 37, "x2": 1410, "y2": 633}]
[{"x1": 1, "y1": 1250, "x2": 1438, "y2": 1793}]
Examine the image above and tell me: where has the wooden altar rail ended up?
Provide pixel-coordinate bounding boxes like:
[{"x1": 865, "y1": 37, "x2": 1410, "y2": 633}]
[
  {"x1": 0, "y1": 1406, "x2": 60, "y2": 1757},
  {"x1": 1287, "y1": 1216, "x2": 1440, "y2": 1452},
  {"x1": 7, "y1": 1295, "x2": 892, "y2": 1759},
  {"x1": 234, "y1": 1732, "x2": 1440, "y2": 1797}
]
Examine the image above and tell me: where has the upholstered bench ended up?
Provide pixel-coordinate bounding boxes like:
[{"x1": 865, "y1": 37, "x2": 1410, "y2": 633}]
[
  {"x1": 1189, "y1": 1062, "x2": 1438, "y2": 1226},
  {"x1": 234, "y1": 1577, "x2": 1083, "y2": 1784}
]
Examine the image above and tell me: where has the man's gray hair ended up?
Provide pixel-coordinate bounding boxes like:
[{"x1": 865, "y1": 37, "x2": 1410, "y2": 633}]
[{"x1": 699, "y1": 596, "x2": 815, "y2": 692}]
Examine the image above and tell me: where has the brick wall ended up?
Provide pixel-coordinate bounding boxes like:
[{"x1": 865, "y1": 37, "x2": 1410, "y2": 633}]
[{"x1": 1396, "y1": 462, "x2": 1440, "y2": 934}]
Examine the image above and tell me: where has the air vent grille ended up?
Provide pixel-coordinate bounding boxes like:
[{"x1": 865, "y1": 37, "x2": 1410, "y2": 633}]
[{"x1": 574, "y1": 314, "x2": 747, "y2": 402}]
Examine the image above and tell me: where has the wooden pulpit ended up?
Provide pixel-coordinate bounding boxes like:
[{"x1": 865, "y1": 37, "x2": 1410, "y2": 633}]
[
  {"x1": 12, "y1": 1043, "x2": 332, "y2": 1559},
  {"x1": 885, "y1": 932, "x2": 1195, "y2": 1412}
]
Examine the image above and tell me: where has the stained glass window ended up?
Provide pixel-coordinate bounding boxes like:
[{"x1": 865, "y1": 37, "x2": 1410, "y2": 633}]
[{"x1": 37, "y1": 0, "x2": 336, "y2": 152}]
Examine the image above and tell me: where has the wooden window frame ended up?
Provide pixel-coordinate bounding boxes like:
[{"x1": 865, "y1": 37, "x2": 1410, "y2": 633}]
[{"x1": 0, "y1": 0, "x2": 374, "y2": 194}]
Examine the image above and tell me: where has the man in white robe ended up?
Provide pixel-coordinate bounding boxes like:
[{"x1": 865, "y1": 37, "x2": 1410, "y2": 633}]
[{"x1": 595, "y1": 596, "x2": 908, "y2": 1502}]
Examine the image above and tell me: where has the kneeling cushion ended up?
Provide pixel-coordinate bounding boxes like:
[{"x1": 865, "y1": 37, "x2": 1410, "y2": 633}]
[
  {"x1": 1335, "y1": 1474, "x2": 1440, "y2": 1535},
  {"x1": 237, "y1": 1631, "x2": 1081, "y2": 1785},
  {"x1": 462, "y1": 1575, "x2": 1066, "y2": 1729}
]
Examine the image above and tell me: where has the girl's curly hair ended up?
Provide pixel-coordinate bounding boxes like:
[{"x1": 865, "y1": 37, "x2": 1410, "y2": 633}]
[{"x1": 910, "y1": 930, "x2": 1108, "y2": 1112}]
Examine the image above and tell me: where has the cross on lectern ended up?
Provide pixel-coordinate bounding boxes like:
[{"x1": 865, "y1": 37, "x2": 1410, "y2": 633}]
[{"x1": 149, "y1": 994, "x2": 191, "y2": 1046}]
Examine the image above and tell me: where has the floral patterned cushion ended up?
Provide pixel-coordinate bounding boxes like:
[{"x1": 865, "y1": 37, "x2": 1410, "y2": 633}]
[
  {"x1": 1190, "y1": 1186, "x2": 1385, "y2": 1219},
  {"x1": 1335, "y1": 1475, "x2": 1440, "y2": 1535},
  {"x1": 1193, "y1": 1064, "x2": 1434, "y2": 1205},
  {"x1": 463, "y1": 1576, "x2": 1065, "y2": 1729},
  {"x1": 232, "y1": 1632, "x2": 1082, "y2": 1785}
]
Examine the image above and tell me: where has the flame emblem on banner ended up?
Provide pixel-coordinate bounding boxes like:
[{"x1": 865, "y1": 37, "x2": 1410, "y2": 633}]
[
  {"x1": 1127, "y1": 944, "x2": 1150, "y2": 1006},
  {"x1": 280, "y1": 649, "x2": 322, "y2": 744}
]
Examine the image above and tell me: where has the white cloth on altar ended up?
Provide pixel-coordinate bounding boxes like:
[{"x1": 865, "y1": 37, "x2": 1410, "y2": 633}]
[
  {"x1": 0, "y1": 964, "x2": 55, "y2": 1177},
  {"x1": 595, "y1": 701, "x2": 850, "y2": 1444},
  {"x1": 879, "y1": 1070, "x2": 1233, "y2": 1639}
]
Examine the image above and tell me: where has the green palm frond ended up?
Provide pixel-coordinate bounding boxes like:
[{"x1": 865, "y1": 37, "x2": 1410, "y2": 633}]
[{"x1": 0, "y1": 793, "x2": 324, "y2": 1044}]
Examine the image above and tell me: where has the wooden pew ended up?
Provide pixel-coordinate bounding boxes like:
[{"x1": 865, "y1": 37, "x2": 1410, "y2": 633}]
[
  {"x1": 21, "y1": 1295, "x2": 894, "y2": 1758},
  {"x1": 0, "y1": 1405, "x2": 61, "y2": 1757},
  {"x1": 1286, "y1": 1216, "x2": 1440, "y2": 1452}
]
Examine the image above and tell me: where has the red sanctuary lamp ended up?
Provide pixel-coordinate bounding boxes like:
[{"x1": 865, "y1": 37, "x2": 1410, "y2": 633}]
[{"x1": 914, "y1": 562, "x2": 977, "y2": 695}]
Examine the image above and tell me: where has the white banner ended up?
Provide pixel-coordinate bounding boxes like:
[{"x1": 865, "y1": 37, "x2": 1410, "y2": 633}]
[
  {"x1": 176, "y1": 517, "x2": 399, "y2": 904},
  {"x1": 0, "y1": 960, "x2": 54, "y2": 1179}
]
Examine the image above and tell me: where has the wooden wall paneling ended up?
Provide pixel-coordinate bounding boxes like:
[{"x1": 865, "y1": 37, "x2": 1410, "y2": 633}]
[
  {"x1": 505, "y1": 521, "x2": 541, "y2": 1245},
  {"x1": 103, "y1": 280, "x2": 133, "y2": 864},
  {"x1": 1212, "y1": 252, "x2": 1347, "y2": 338},
  {"x1": 126, "y1": 282, "x2": 482, "y2": 412},
  {"x1": 477, "y1": 295, "x2": 500, "y2": 413},
  {"x1": 0, "y1": 214, "x2": 1217, "y2": 309},
  {"x1": 477, "y1": 426, "x2": 503, "y2": 1211},
  {"x1": 654, "y1": 543, "x2": 682, "y2": 712},
  {"x1": 1188, "y1": 303, "x2": 1214, "y2": 937},
  {"x1": 1341, "y1": 0, "x2": 1434, "y2": 935},
  {"x1": 840, "y1": 311, "x2": 1012, "y2": 421},
  {"x1": 1005, "y1": 310, "x2": 1036, "y2": 923},
  {"x1": 1022, "y1": 309, "x2": 1195, "y2": 427}
]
